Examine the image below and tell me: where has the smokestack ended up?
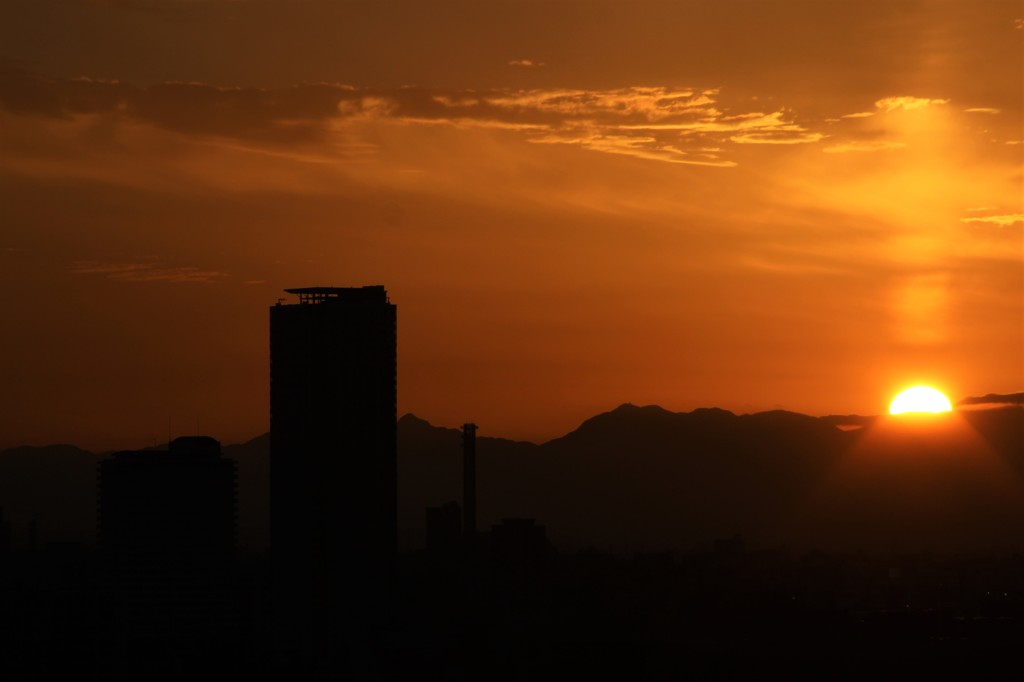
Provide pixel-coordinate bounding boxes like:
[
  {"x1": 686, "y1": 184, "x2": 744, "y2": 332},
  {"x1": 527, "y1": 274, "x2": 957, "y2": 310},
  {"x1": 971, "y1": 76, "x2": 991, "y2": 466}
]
[{"x1": 462, "y1": 423, "x2": 477, "y2": 540}]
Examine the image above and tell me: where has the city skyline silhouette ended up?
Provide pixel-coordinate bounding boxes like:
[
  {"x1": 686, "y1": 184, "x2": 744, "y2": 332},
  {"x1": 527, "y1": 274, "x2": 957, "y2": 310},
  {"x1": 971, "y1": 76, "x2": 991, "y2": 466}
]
[
  {"x1": 0, "y1": 283, "x2": 1020, "y2": 676},
  {"x1": 0, "y1": 381, "x2": 1021, "y2": 554},
  {"x1": 0, "y1": 0, "x2": 1021, "y2": 677}
]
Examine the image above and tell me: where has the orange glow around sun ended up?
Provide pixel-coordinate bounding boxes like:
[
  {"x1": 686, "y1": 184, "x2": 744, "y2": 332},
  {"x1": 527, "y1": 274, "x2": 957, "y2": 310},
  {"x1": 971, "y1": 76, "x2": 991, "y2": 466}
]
[{"x1": 889, "y1": 386, "x2": 953, "y2": 415}]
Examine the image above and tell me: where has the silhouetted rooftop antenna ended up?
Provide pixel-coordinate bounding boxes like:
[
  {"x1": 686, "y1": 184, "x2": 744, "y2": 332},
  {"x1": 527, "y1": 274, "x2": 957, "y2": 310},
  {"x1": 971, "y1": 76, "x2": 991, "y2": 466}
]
[{"x1": 462, "y1": 423, "x2": 477, "y2": 540}]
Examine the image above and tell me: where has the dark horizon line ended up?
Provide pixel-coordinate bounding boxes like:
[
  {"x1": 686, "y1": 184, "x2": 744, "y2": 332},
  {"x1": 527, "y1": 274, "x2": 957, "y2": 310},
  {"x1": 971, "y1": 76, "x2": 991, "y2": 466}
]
[{"x1": 4, "y1": 396, "x2": 1021, "y2": 455}]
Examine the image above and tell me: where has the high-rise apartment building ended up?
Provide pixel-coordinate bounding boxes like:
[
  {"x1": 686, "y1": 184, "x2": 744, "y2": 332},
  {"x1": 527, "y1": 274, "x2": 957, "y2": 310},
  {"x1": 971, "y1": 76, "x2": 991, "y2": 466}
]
[
  {"x1": 269, "y1": 286, "x2": 397, "y2": 662},
  {"x1": 98, "y1": 436, "x2": 237, "y2": 565},
  {"x1": 97, "y1": 436, "x2": 237, "y2": 649}
]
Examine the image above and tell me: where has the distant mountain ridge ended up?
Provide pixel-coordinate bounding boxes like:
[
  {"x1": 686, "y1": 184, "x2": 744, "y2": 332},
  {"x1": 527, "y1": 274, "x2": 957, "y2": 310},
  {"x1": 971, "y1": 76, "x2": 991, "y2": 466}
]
[{"x1": 1, "y1": 404, "x2": 1022, "y2": 553}]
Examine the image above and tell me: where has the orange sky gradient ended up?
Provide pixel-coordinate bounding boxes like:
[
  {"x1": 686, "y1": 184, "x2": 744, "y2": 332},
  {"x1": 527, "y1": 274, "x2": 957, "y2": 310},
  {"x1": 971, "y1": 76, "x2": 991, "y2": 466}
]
[{"x1": 0, "y1": 0, "x2": 1021, "y2": 450}]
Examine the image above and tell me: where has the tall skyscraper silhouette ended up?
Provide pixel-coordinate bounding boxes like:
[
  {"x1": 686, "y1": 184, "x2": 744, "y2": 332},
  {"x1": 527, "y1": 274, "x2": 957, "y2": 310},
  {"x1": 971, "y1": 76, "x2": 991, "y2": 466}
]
[{"x1": 270, "y1": 286, "x2": 397, "y2": 665}]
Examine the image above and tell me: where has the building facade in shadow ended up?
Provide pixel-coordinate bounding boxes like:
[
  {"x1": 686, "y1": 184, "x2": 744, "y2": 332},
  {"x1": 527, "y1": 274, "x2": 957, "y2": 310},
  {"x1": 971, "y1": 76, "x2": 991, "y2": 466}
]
[
  {"x1": 270, "y1": 286, "x2": 397, "y2": 668},
  {"x1": 97, "y1": 435, "x2": 237, "y2": 667}
]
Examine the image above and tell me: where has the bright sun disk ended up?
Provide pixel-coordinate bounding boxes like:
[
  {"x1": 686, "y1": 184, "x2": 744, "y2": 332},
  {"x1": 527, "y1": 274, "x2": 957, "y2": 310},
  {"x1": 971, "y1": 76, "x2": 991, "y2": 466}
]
[{"x1": 889, "y1": 386, "x2": 953, "y2": 415}]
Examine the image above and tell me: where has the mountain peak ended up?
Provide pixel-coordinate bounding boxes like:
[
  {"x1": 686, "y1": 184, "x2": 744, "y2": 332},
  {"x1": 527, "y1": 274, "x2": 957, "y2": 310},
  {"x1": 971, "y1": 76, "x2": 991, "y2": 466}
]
[
  {"x1": 398, "y1": 413, "x2": 433, "y2": 428},
  {"x1": 610, "y1": 402, "x2": 669, "y2": 414}
]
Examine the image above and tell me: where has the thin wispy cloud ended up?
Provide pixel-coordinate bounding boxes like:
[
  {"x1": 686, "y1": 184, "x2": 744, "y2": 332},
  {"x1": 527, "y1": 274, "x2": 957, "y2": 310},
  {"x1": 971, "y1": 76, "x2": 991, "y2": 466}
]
[
  {"x1": 532, "y1": 131, "x2": 739, "y2": 167},
  {"x1": 957, "y1": 392, "x2": 1024, "y2": 406},
  {"x1": 432, "y1": 90, "x2": 822, "y2": 161},
  {"x1": 875, "y1": 96, "x2": 950, "y2": 112},
  {"x1": 729, "y1": 132, "x2": 825, "y2": 145},
  {"x1": 823, "y1": 140, "x2": 907, "y2": 153},
  {"x1": 960, "y1": 214, "x2": 1024, "y2": 227},
  {"x1": 72, "y1": 260, "x2": 228, "y2": 283}
]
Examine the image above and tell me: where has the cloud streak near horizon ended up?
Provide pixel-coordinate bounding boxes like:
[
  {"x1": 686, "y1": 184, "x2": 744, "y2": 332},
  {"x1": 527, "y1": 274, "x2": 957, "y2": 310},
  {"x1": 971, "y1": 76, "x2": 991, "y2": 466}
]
[{"x1": 71, "y1": 260, "x2": 229, "y2": 283}]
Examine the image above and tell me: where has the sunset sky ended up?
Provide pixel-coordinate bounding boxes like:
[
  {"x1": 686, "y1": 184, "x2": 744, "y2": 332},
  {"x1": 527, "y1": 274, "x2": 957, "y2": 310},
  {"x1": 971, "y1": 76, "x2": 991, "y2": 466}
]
[{"x1": 1, "y1": 0, "x2": 1020, "y2": 450}]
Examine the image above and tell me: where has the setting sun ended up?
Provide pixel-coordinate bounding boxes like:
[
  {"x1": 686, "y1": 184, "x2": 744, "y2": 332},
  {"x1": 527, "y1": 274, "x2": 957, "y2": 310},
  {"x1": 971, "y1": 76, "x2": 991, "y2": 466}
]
[{"x1": 889, "y1": 386, "x2": 954, "y2": 415}]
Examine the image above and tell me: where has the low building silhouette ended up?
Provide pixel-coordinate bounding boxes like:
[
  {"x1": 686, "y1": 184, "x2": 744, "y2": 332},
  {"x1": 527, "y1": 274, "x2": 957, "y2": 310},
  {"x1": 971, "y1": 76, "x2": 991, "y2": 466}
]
[
  {"x1": 426, "y1": 501, "x2": 462, "y2": 555},
  {"x1": 486, "y1": 518, "x2": 554, "y2": 567}
]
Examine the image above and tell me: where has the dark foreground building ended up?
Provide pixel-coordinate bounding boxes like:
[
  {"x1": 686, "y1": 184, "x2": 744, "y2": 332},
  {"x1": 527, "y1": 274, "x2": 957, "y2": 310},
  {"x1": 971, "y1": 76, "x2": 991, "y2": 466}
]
[
  {"x1": 270, "y1": 286, "x2": 397, "y2": 667},
  {"x1": 97, "y1": 436, "x2": 237, "y2": 666}
]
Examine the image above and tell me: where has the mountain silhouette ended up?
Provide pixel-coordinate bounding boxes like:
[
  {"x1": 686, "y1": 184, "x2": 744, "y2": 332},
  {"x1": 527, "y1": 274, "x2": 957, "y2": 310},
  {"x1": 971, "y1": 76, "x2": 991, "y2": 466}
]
[
  {"x1": 398, "y1": 403, "x2": 1024, "y2": 551},
  {"x1": 529, "y1": 404, "x2": 849, "y2": 549},
  {"x1": 0, "y1": 444, "x2": 102, "y2": 546},
  {"x1": 1, "y1": 404, "x2": 1021, "y2": 552}
]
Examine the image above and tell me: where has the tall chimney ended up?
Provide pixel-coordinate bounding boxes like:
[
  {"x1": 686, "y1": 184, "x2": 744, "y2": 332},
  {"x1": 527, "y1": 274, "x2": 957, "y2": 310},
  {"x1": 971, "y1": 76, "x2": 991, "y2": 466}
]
[{"x1": 462, "y1": 423, "x2": 477, "y2": 539}]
